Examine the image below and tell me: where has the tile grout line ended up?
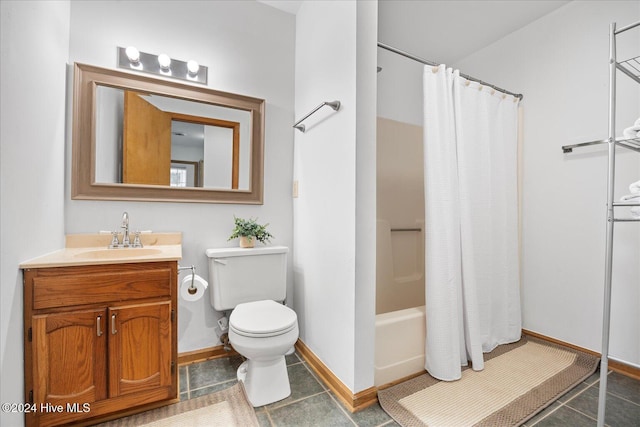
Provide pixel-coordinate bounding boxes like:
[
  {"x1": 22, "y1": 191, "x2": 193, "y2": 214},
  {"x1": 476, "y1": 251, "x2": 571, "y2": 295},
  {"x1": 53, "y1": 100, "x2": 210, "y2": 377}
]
[
  {"x1": 262, "y1": 390, "x2": 349, "y2": 426},
  {"x1": 263, "y1": 358, "x2": 359, "y2": 426},
  {"x1": 561, "y1": 374, "x2": 640, "y2": 424},
  {"x1": 270, "y1": 357, "x2": 396, "y2": 427},
  {"x1": 528, "y1": 402, "x2": 563, "y2": 426},
  {"x1": 562, "y1": 404, "x2": 601, "y2": 425},
  {"x1": 268, "y1": 357, "x2": 362, "y2": 425},
  {"x1": 300, "y1": 360, "x2": 331, "y2": 392},
  {"x1": 556, "y1": 374, "x2": 637, "y2": 427},
  {"x1": 264, "y1": 407, "x2": 276, "y2": 427},
  {"x1": 561, "y1": 380, "x2": 598, "y2": 406},
  {"x1": 609, "y1": 394, "x2": 640, "y2": 407},
  {"x1": 603, "y1": 389, "x2": 640, "y2": 407},
  {"x1": 264, "y1": 390, "x2": 329, "y2": 413},
  {"x1": 530, "y1": 378, "x2": 599, "y2": 426},
  {"x1": 558, "y1": 379, "x2": 601, "y2": 424},
  {"x1": 189, "y1": 378, "x2": 237, "y2": 396},
  {"x1": 324, "y1": 389, "x2": 359, "y2": 427},
  {"x1": 260, "y1": 357, "x2": 331, "y2": 413}
]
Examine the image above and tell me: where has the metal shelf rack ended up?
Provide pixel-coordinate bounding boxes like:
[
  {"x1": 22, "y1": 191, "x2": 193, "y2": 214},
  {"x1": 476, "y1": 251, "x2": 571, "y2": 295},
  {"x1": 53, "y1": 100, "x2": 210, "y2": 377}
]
[
  {"x1": 561, "y1": 19, "x2": 640, "y2": 427},
  {"x1": 597, "y1": 20, "x2": 640, "y2": 427}
]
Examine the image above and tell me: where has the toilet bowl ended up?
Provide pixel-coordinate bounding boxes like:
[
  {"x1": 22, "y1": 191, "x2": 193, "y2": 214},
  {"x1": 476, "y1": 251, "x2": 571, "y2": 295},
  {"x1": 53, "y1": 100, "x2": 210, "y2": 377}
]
[
  {"x1": 206, "y1": 246, "x2": 296, "y2": 407},
  {"x1": 228, "y1": 299, "x2": 299, "y2": 407}
]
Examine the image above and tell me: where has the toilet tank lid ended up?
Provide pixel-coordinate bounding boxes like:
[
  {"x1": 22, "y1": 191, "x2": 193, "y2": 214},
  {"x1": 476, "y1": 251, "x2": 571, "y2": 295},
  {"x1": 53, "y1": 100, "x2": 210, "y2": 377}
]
[{"x1": 206, "y1": 246, "x2": 289, "y2": 258}]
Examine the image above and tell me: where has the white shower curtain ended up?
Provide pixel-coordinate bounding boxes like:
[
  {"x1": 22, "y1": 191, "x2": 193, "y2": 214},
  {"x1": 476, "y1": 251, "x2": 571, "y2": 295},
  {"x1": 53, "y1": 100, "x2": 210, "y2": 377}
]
[{"x1": 423, "y1": 65, "x2": 521, "y2": 381}]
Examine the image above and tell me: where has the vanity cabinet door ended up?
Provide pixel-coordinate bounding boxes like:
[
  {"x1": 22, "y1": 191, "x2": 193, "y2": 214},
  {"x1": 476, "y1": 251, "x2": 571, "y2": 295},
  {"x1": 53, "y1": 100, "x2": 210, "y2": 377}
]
[
  {"x1": 108, "y1": 301, "x2": 173, "y2": 398},
  {"x1": 24, "y1": 261, "x2": 177, "y2": 426},
  {"x1": 31, "y1": 309, "x2": 108, "y2": 407}
]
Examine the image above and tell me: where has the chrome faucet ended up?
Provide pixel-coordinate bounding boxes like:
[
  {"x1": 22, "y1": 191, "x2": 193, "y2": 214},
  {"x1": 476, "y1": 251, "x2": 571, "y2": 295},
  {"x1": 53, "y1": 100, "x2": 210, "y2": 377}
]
[
  {"x1": 121, "y1": 212, "x2": 130, "y2": 247},
  {"x1": 107, "y1": 211, "x2": 143, "y2": 248}
]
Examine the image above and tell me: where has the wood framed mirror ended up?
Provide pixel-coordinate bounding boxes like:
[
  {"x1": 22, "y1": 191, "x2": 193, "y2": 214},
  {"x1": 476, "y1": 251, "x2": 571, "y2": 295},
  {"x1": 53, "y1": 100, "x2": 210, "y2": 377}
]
[{"x1": 72, "y1": 63, "x2": 264, "y2": 203}]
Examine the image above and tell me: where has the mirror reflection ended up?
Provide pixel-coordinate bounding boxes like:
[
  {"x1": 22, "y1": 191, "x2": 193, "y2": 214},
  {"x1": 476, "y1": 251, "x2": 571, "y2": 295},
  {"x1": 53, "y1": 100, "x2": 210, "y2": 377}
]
[
  {"x1": 95, "y1": 87, "x2": 251, "y2": 190},
  {"x1": 72, "y1": 62, "x2": 264, "y2": 204}
]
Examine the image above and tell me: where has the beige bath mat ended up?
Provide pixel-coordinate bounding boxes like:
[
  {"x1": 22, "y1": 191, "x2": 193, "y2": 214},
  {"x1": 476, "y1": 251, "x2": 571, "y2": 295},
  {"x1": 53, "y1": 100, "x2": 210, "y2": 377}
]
[
  {"x1": 378, "y1": 336, "x2": 599, "y2": 427},
  {"x1": 95, "y1": 382, "x2": 259, "y2": 427}
]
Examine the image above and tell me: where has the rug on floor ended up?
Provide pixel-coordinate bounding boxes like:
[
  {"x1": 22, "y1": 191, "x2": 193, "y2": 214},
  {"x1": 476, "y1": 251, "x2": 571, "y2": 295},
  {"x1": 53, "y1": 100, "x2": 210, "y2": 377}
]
[
  {"x1": 95, "y1": 382, "x2": 259, "y2": 427},
  {"x1": 377, "y1": 336, "x2": 599, "y2": 427}
]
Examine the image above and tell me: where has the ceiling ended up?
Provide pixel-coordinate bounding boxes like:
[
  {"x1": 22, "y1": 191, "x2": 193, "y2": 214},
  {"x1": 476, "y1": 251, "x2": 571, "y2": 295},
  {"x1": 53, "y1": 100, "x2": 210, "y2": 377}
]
[
  {"x1": 260, "y1": 0, "x2": 571, "y2": 64},
  {"x1": 258, "y1": 0, "x2": 303, "y2": 15},
  {"x1": 378, "y1": 0, "x2": 571, "y2": 64}
]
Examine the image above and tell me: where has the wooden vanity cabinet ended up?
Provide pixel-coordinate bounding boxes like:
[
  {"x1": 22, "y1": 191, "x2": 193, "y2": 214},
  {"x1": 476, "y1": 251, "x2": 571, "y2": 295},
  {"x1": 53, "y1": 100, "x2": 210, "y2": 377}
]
[{"x1": 23, "y1": 261, "x2": 178, "y2": 427}]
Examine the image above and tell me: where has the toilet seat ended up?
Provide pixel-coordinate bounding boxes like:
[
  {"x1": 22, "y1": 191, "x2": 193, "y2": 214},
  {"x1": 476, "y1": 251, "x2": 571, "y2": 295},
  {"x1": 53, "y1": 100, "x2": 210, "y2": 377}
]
[{"x1": 230, "y1": 300, "x2": 297, "y2": 338}]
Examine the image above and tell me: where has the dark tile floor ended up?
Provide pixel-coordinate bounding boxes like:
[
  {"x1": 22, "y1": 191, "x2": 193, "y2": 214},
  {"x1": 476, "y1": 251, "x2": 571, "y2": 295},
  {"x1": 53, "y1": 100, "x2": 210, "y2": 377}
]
[{"x1": 179, "y1": 353, "x2": 640, "y2": 427}]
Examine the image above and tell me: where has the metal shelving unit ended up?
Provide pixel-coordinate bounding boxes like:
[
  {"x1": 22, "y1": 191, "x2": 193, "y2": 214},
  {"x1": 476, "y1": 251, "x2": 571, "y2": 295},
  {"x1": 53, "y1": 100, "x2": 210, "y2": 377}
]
[
  {"x1": 596, "y1": 20, "x2": 639, "y2": 427},
  {"x1": 561, "y1": 20, "x2": 640, "y2": 427}
]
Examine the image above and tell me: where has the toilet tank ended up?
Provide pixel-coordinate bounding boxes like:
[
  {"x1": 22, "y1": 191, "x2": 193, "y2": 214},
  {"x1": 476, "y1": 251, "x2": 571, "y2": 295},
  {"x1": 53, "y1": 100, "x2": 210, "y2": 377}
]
[{"x1": 205, "y1": 246, "x2": 288, "y2": 311}]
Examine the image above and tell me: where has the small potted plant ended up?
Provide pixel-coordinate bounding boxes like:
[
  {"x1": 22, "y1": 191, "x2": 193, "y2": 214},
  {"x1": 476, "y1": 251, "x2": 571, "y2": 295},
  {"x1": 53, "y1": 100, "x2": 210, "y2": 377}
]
[{"x1": 228, "y1": 216, "x2": 274, "y2": 248}]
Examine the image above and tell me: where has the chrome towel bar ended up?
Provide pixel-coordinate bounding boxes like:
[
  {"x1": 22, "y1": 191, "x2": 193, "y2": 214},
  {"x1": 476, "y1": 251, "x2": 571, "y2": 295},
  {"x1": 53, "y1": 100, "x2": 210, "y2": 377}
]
[
  {"x1": 561, "y1": 137, "x2": 640, "y2": 153},
  {"x1": 293, "y1": 100, "x2": 341, "y2": 132}
]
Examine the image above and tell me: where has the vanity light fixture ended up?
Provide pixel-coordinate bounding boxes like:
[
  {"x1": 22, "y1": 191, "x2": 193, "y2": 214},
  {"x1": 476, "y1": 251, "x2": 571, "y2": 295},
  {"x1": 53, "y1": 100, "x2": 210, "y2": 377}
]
[
  {"x1": 124, "y1": 46, "x2": 142, "y2": 70},
  {"x1": 117, "y1": 46, "x2": 208, "y2": 84},
  {"x1": 125, "y1": 46, "x2": 140, "y2": 64},
  {"x1": 187, "y1": 60, "x2": 200, "y2": 77},
  {"x1": 158, "y1": 53, "x2": 171, "y2": 72}
]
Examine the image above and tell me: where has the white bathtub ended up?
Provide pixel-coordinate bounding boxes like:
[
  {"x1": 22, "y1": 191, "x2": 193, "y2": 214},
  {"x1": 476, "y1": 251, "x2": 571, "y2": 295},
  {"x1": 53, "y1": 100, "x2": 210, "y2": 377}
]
[{"x1": 374, "y1": 305, "x2": 426, "y2": 387}]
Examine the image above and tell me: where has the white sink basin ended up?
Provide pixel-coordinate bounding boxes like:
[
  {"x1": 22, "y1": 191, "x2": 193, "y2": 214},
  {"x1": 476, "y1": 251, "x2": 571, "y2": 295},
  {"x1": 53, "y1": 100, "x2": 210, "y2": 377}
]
[
  {"x1": 20, "y1": 233, "x2": 182, "y2": 268},
  {"x1": 74, "y1": 248, "x2": 163, "y2": 260}
]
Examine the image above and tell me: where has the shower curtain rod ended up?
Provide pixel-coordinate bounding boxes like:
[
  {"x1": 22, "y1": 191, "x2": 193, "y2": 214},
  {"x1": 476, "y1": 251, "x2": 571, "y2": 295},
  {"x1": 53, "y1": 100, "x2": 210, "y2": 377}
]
[{"x1": 378, "y1": 42, "x2": 524, "y2": 100}]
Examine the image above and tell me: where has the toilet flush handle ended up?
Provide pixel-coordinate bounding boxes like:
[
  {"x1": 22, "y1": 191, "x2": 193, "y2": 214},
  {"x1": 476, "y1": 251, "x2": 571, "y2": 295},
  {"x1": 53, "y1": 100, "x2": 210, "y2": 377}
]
[{"x1": 213, "y1": 259, "x2": 228, "y2": 265}]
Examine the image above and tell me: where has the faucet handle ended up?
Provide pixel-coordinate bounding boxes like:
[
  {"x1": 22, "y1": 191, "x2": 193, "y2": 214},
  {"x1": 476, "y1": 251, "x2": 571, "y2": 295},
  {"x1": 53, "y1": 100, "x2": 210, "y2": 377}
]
[
  {"x1": 108, "y1": 231, "x2": 120, "y2": 248},
  {"x1": 132, "y1": 231, "x2": 143, "y2": 248}
]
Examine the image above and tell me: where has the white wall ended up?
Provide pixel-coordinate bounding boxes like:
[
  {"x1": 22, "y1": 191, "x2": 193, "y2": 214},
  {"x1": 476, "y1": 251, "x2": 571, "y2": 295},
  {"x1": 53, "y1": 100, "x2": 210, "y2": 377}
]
[
  {"x1": 293, "y1": 0, "x2": 377, "y2": 393},
  {"x1": 1, "y1": 2, "x2": 70, "y2": 426},
  {"x1": 376, "y1": 46, "x2": 423, "y2": 126},
  {"x1": 457, "y1": 0, "x2": 640, "y2": 365},
  {"x1": 95, "y1": 86, "x2": 122, "y2": 183},
  {"x1": 66, "y1": 0, "x2": 295, "y2": 353},
  {"x1": 203, "y1": 126, "x2": 233, "y2": 188},
  {"x1": 353, "y1": 0, "x2": 378, "y2": 392}
]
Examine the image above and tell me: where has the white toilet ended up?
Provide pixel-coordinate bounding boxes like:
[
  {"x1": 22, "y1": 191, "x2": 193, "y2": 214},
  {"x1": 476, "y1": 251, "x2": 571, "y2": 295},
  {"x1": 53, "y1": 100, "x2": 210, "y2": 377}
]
[{"x1": 205, "y1": 246, "x2": 298, "y2": 407}]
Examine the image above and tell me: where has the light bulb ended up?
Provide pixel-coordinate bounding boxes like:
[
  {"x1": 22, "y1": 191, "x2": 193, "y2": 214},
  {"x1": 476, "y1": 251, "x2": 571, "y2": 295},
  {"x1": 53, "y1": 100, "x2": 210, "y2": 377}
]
[
  {"x1": 187, "y1": 60, "x2": 199, "y2": 76},
  {"x1": 125, "y1": 46, "x2": 140, "y2": 64},
  {"x1": 158, "y1": 54, "x2": 171, "y2": 70}
]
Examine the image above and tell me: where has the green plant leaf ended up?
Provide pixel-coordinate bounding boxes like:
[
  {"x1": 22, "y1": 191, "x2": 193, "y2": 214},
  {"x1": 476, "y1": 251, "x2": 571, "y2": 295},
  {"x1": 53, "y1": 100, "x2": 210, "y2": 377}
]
[{"x1": 227, "y1": 216, "x2": 274, "y2": 243}]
